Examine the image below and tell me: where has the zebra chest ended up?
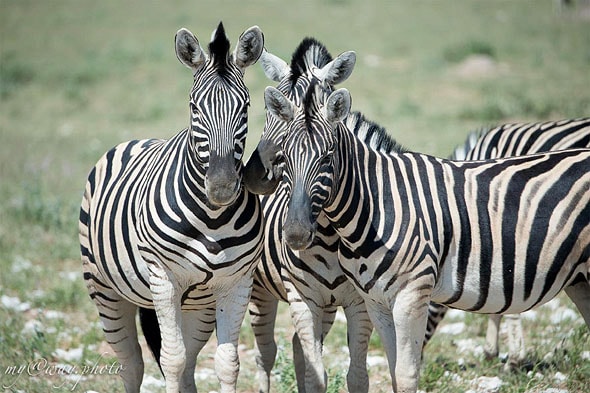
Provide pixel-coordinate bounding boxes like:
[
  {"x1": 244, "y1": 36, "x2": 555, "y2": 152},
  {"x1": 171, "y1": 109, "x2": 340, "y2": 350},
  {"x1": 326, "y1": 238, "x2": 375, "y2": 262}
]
[
  {"x1": 143, "y1": 234, "x2": 253, "y2": 270},
  {"x1": 337, "y1": 242, "x2": 399, "y2": 295},
  {"x1": 283, "y1": 245, "x2": 348, "y2": 290}
]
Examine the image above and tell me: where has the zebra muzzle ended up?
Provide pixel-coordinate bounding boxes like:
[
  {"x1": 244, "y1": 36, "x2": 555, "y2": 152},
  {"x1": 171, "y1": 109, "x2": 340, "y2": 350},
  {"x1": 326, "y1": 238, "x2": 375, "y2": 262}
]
[
  {"x1": 283, "y1": 185, "x2": 316, "y2": 250},
  {"x1": 283, "y1": 222, "x2": 315, "y2": 250},
  {"x1": 243, "y1": 140, "x2": 282, "y2": 195},
  {"x1": 205, "y1": 152, "x2": 241, "y2": 206}
]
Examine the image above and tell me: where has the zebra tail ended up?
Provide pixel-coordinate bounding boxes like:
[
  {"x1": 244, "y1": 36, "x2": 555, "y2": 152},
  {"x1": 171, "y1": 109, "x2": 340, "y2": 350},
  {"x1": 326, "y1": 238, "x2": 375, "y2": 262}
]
[{"x1": 138, "y1": 307, "x2": 163, "y2": 375}]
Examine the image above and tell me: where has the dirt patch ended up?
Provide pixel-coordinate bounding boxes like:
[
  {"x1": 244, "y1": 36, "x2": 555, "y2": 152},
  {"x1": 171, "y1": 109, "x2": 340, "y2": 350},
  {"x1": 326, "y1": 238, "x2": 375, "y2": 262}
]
[{"x1": 453, "y1": 54, "x2": 507, "y2": 79}]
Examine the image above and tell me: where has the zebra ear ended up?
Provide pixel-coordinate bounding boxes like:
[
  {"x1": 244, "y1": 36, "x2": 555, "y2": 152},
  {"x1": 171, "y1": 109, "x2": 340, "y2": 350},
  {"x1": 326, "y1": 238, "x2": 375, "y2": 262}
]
[
  {"x1": 316, "y1": 51, "x2": 356, "y2": 85},
  {"x1": 260, "y1": 49, "x2": 290, "y2": 82},
  {"x1": 325, "y1": 88, "x2": 351, "y2": 124},
  {"x1": 233, "y1": 25, "x2": 265, "y2": 69},
  {"x1": 264, "y1": 86, "x2": 295, "y2": 123},
  {"x1": 175, "y1": 28, "x2": 207, "y2": 71}
]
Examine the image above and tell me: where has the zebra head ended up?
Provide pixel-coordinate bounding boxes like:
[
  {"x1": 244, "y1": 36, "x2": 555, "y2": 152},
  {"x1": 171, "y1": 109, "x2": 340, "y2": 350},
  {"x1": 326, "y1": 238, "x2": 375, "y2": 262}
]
[
  {"x1": 243, "y1": 39, "x2": 356, "y2": 195},
  {"x1": 264, "y1": 82, "x2": 351, "y2": 250},
  {"x1": 175, "y1": 22, "x2": 264, "y2": 206}
]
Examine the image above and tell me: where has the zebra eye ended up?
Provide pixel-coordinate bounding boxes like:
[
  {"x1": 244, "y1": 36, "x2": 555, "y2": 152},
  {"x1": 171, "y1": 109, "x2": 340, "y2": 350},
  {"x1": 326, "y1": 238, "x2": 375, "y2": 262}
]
[
  {"x1": 319, "y1": 152, "x2": 332, "y2": 166},
  {"x1": 272, "y1": 150, "x2": 285, "y2": 165}
]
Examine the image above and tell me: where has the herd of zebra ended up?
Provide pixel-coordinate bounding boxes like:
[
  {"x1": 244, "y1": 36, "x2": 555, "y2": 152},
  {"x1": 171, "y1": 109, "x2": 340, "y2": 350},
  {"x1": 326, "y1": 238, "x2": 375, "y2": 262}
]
[{"x1": 78, "y1": 23, "x2": 590, "y2": 393}]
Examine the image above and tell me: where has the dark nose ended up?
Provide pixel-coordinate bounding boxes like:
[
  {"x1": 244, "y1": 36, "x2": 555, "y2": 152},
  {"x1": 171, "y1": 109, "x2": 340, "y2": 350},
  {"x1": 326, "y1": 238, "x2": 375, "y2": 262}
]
[
  {"x1": 243, "y1": 140, "x2": 282, "y2": 195},
  {"x1": 283, "y1": 183, "x2": 315, "y2": 250},
  {"x1": 283, "y1": 221, "x2": 314, "y2": 250},
  {"x1": 206, "y1": 151, "x2": 240, "y2": 206}
]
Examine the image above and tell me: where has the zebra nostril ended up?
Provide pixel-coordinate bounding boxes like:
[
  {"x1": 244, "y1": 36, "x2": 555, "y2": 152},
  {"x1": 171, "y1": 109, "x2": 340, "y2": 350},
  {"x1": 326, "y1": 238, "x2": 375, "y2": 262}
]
[
  {"x1": 283, "y1": 223, "x2": 314, "y2": 250},
  {"x1": 206, "y1": 178, "x2": 240, "y2": 206}
]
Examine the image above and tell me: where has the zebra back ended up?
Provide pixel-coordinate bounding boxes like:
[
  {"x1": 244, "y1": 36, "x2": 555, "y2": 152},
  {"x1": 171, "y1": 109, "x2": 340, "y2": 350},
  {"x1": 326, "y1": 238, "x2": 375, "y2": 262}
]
[{"x1": 452, "y1": 118, "x2": 590, "y2": 160}]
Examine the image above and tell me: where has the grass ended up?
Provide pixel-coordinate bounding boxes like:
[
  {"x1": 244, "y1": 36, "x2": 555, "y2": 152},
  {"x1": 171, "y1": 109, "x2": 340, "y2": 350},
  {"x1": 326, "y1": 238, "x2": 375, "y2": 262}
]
[
  {"x1": 443, "y1": 40, "x2": 497, "y2": 63},
  {"x1": 1, "y1": 0, "x2": 589, "y2": 392}
]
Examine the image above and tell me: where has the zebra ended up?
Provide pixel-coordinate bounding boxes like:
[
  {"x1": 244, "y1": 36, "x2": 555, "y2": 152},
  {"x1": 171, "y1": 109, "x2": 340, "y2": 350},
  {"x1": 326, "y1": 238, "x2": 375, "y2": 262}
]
[
  {"x1": 263, "y1": 81, "x2": 590, "y2": 392},
  {"x1": 78, "y1": 23, "x2": 264, "y2": 393},
  {"x1": 246, "y1": 38, "x2": 588, "y2": 386},
  {"x1": 425, "y1": 117, "x2": 590, "y2": 367},
  {"x1": 249, "y1": 39, "x2": 590, "y2": 372},
  {"x1": 244, "y1": 38, "x2": 373, "y2": 393}
]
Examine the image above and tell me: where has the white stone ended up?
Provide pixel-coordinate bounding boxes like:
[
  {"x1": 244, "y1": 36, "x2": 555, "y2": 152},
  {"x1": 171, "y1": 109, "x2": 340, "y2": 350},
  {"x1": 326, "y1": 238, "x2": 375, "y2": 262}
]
[{"x1": 439, "y1": 322, "x2": 465, "y2": 335}]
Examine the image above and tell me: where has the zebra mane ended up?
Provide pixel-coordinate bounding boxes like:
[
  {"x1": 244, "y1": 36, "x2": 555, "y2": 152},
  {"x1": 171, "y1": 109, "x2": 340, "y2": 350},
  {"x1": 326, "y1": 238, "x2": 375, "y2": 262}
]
[
  {"x1": 208, "y1": 22, "x2": 231, "y2": 76},
  {"x1": 450, "y1": 124, "x2": 500, "y2": 160},
  {"x1": 344, "y1": 111, "x2": 407, "y2": 154},
  {"x1": 302, "y1": 79, "x2": 324, "y2": 132},
  {"x1": 289, "y1": 37, "x2": 333, "y2": 86}
]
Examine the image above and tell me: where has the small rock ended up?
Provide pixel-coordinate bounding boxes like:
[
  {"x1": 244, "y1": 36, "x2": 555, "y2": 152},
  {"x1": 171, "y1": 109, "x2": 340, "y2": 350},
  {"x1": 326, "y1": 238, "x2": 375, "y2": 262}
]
[{"x1": 472, "y1": 376, "x2": 503, "y2": 392}]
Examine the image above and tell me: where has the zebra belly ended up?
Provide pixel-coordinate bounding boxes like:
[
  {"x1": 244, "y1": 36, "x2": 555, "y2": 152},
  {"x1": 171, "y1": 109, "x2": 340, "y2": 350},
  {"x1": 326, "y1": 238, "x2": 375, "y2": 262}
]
[
  {"x1": 431, "y1": 253, "x2": 583, "y2": 314},
  {"x1": 90, "y1": 218, "x2": 261, "y2": 309},
  {"x1": 91, "y1": 246, "x2": 257, "y2": 310},
  {"x1": 88, "y1": 252, "x2": 153, "y2": 307}
]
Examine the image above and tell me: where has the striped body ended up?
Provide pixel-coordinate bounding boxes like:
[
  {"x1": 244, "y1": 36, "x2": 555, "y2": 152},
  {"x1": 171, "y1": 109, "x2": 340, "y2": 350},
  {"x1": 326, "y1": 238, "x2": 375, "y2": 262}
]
[
  {"x1": 79, "y1": 24, "x2": 264, "y2": 393},
  {"x1": 326, "y1": 138, "x2": 590, "y2": 314},
  {"x1": 81, "y1": 132, "x2": 263, "y2": 308},
  {"x1": 425, "y1": 117, "x2": 590, "y2": 364},
  {"x1": 452, "y1": 118, "x2": 590, "y2": 161},
  {"x1": 266, "y1": 84, "x2": 590, "y2": 392}
]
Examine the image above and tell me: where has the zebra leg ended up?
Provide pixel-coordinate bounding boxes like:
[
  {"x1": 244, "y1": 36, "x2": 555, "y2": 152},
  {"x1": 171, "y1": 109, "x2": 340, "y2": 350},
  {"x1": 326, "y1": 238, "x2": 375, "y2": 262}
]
[
  {"x1": 564, "y1": 279, "x2": 590, "y2": 327},
  {"x1": 94, "y1": 292, "x2": 144, "y2": 393},
  {"x1": 484, "y1": 314, "x2": 501, "y2": 360},
  {"x1": 248, "y1": 282, "x2": 279, "y2": 393},
  {"x1": 288, "y1": 299, "x2": 326, "y2": 393},
  {"x1": 180, "y1": 308, "x2": 216, "y2": 393},
  {"x1": 391, "y1": 273, "x2": 433, "y2": 393},
  {"x1": 364, "y1": 300, "x2": 398, "y2": 390},
  {"x1": 214, "y1": 278, "x2": 253, "y2": 393},
  {"x1": 504, "y1": 314, "x2": 525, "y2": 370},
  {"x1": 343, "y1": 299, "x2": 371, "y2": 393},
  {"x1": 291, "y1": 308, "x2": 334, "y2": 392},
  {"x1": 149, "y1": 270, "x2": 186, "y2": 393},
  {"x1": 422, "y1": 302, "x2": 449, "y2": 350},
  {"x1": 392, "y1": 294, "x2": 429, "y2": 392}
]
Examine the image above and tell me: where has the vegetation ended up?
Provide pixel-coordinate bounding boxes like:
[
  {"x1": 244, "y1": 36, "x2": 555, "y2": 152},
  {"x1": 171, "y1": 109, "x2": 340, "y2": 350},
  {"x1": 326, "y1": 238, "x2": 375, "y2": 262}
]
[{"x1": 1, "y1": 1, "x2": 588, "y2": 391}]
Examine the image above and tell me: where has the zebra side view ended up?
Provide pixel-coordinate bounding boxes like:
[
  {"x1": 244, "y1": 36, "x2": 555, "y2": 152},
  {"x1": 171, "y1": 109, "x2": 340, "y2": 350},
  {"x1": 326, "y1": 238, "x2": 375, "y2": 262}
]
[
  {"x1": 79, "y1": 23, "x2": 264, "y2": 393},
  {"x1": 264, "y1": 81, "x2": 590, "y2": 393},
  {"x1": 425, "y1": 118, "x2": 590, "y2": 368},
  {"x1": 243, "y1": 38, "x2": 373, "y2": 393}
]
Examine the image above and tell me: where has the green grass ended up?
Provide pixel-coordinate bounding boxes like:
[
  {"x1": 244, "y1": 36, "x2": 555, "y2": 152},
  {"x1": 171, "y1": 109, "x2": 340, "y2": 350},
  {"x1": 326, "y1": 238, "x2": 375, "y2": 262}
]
[
  {"x1": 1, "y1": 0, "x2": 589, "y2": 391},
  {"x1": 443, "y1": 40, "x2": 497, "y2": 63}
]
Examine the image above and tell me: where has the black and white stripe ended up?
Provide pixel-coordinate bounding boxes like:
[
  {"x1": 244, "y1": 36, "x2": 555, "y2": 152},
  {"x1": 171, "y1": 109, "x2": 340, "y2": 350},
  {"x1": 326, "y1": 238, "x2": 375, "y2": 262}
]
[
  {"x1": 244, "y1": 39, "x2": 373, "y2": 393},
  {"x1": 79, "y1": 23, "x2": 264, "y2": 393},
  {"x1": 266, "y1": 83, "x2": 590, "y2": 392},
  {"x1": 425, "y1": 117, "x2": 590, "y2": 367}
]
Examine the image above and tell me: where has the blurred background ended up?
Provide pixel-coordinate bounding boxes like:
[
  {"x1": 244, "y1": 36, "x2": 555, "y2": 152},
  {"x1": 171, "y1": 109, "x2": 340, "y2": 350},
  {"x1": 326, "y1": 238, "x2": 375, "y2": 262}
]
[{"x1": 1, "y1": 1, "x2": 589, "y2": 392}]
